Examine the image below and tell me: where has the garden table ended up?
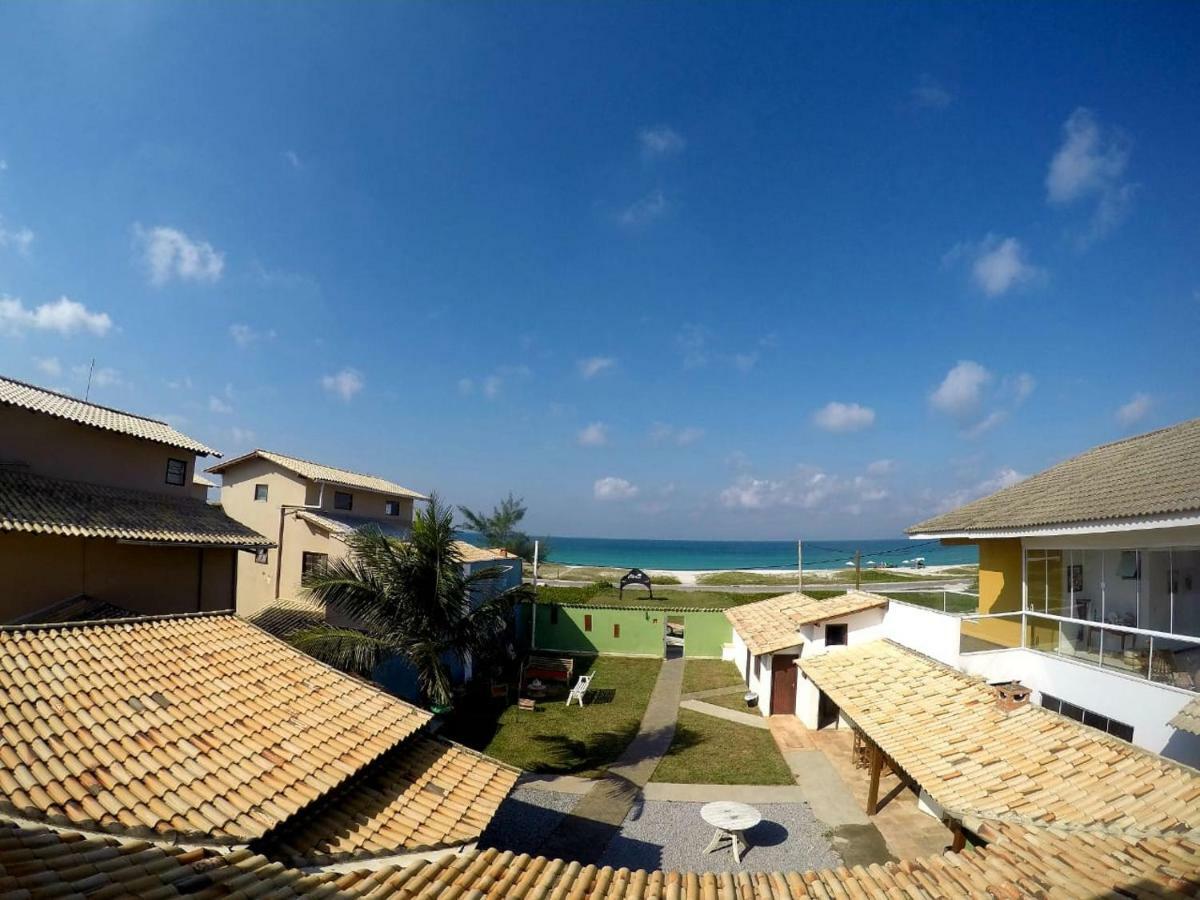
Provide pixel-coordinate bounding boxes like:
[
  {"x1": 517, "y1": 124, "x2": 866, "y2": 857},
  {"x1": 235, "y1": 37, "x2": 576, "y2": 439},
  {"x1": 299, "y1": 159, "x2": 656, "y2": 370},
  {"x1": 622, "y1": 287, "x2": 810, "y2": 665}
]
[{"x1": 701, "y1": 800, "x2": 761, "y2": 865}]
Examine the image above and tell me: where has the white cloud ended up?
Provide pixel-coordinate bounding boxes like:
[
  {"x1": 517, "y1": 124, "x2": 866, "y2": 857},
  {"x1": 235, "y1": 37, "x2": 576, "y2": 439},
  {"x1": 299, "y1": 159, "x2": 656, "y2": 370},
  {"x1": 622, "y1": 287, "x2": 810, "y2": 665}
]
[
  {"x1": 719, "y1": 464, "x2": 890, "y2": 514},
  {"x1": 732, "y1": 352, "x2": 758, "y2": 372},
  {"x1": 594, "y1": 476, "x2": 639, "y2": 501},
  {"x1": 321, "y1": 368, "x2": 364, "y2": 401},
  {"x1": 578, "y1": 422, "x2": 610, "y2": 447},
  {"x1": 1046, "y1": 108, "x2": 1129, "y2": 205},
  {"x1": 578, "y1": 356, "x2": 616, "y2": 379},
  {"x1": 935, "y1": 467, "x2": 1026, "y2": 514},
  {"x1": 813, "y1": 401, "x2": 876, "y2": 433},
  {"x1": 73, "y1": 364, "x2": 122, "y2": 389},
  {"x1": 945, "y1": 234, "x2": 1042, "y2": 297},
  {"x1": 229, "y1": 323, "x2": 275, "y2": 348},
  {"x1": 230, "y1": 426, "x2": 256, "y2": 444},
  {"x1": 463, "y1": 365, "x2": 531, "y2": 400},
  {"x1": 35, "y1": 356, "x2": 61, "y2": 377},
  {"x1": 1115, "y1": 392, "x2": 1152, "y2": 427},
  {"x1": 930, "y1": 360, "x2": 992, "y2": 418},
  {"x1": 208, "y1": 395, "x2": 233, "y2": 414},
  {"x1": 650, "y1": 423, "x2": 705, "y2": 446},
  {"x1": 963, "y1": 410, "x2": 1007, "y2": 439},
  {"x1": 911, "y1": 74, "x2": 952, "y2": 109},
  {"x1": 457, "y1": 377, "x2": 475, "y2": 395},
  {"x1": 639, "y1": 125, "x2": 686, "y2": 159},
  {"x1": 1007, "y1": 372, "x2": 1037, "y2": 405},
  {"x1": 0, "y1": 295, "x2": 113, "y2": 337},
  {"x1": 1046, "y1": 108, "x2": 1135, "y2": 245},
  {"x1": 482, "y1": 374, "x2": 502, "y2": 399},
  {"x1": 284, "y1": 149, "x2": 303, "y2": 170},
  {"x1": 677, "y1": 323, "x2": 708, "y2": 368},
  {"x1": 618, "y1": 189, "x2": 667, "y2": 227},
  {"x1": 866, "y1": 459, "x2": 894, "y2": 476},
  {"x1": 134, "y1": 224, "x2": 224, "y2": 286},
  {"x1": 0, "y1": 217, "x2": 34, "y2": 255}
]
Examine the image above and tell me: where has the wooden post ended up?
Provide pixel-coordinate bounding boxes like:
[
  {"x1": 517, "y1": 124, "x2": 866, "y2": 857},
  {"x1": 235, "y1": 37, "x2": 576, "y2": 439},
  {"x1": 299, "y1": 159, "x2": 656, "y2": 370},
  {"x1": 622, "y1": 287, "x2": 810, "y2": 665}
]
[{"x1": 866, "y1": 741, "x2": 883, "y2": 815}]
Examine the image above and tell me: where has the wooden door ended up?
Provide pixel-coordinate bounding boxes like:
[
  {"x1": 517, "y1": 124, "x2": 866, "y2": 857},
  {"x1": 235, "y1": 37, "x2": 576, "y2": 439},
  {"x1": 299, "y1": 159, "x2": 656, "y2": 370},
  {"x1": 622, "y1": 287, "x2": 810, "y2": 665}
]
[{"x1": 770, "y1": 654, "x2": 798, "y2": 715}]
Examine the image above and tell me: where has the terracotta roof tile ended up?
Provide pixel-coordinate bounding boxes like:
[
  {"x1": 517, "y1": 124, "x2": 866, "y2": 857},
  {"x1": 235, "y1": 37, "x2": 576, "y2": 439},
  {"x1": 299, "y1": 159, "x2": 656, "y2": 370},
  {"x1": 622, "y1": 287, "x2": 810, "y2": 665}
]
[
  {"x1": 0, "y1": 468, "x2": 272, "y2": 547},
  {"x1": 1, "y1": 820, "x2": 1197, "y2": 897},
  {"x1": 261, "y1": 736, "x2": 520, "y2": 864},
  {"x1": 244, "y1": 597, "x2": 328, "y2": 640},
  {"x1": 909, "y1": 417, "x2": 1200, "y2": 535},
  {"x1": 208, "y1": 449, "x2": 427, "y2": 500},
  {"x1": 0, "y1": 614, "x2": 430, "y2": 845},
  {"x1": 798, "y1": 640, "x2": 1200, "y2": 837},
  {"x1": 725, "y1": 591, "x2": 888, "y2": 655},
  {"x1": 0, "y1": 374, "x2": 220, "y2": 455},
  {"x1": 1172, "y1": 696, "x2": 1200, "y2": 736}
]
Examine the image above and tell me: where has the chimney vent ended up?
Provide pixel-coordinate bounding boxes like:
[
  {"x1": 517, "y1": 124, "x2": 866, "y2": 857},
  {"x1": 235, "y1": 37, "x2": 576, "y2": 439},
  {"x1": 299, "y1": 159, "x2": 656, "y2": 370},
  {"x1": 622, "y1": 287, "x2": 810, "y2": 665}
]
[{"x1": 994, "y1": 681, "x2": 1030, "y2": 713}]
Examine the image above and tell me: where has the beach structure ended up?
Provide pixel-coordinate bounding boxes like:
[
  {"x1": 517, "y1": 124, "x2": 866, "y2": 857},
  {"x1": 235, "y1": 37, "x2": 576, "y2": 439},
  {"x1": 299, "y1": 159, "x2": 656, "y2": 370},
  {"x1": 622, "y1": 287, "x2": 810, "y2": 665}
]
[
  {"x1": 0, "y1": 375, "x2": 271, "y2": 624},
  {"x1": 724, "y1": 590, "x2": 887, "y2": 717},
  {"x1": 908, "y1": 416, "x2": 1200, "y2": 762}
]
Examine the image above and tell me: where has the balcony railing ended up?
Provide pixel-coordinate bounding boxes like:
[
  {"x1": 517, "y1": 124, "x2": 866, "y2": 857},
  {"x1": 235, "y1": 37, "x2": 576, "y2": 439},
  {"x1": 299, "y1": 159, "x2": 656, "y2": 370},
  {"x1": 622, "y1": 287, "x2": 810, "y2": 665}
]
[{"x1": 959, "y1": 610, "x2": 1200, "y2": 693}]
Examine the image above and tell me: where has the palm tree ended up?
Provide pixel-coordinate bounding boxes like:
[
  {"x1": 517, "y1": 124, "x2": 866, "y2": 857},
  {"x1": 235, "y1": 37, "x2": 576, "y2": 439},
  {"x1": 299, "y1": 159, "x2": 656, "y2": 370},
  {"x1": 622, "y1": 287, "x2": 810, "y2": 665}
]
[{"x1": 290, "y1": 495, "x2": 531, "y2": 708}]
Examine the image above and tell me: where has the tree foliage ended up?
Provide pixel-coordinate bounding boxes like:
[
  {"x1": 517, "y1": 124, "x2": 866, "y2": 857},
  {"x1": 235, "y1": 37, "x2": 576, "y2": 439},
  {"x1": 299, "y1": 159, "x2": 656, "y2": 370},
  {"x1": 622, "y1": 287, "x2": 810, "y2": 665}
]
[
  {"x1": 458, "y1": 492, "x2": 549, "y2": 563},
  {"x1": 290, "y1": 494, "x2": 531, "y2": 707}
]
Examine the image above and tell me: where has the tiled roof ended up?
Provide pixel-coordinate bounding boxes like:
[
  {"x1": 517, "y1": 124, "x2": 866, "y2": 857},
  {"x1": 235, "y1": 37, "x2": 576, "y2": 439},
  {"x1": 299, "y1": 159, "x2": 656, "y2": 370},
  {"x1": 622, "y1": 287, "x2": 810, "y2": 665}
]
[
  {"x1": 0, "y1": 374, "x2": 220, "y2": 455},
  {"x1": 296, "y1": 508, "x2": 411, "y2": 540},
  {"x1": 1172, "y1": 696, "x2": 1200, "y2": 736},
  {"x1": 208, "y1": 449, "x2": 427, "y2": 500},
  {"x1": 0, "y1": 613, "x2": 431, "y2": 845},
  {"x1": 0, "y1": 468, "x2": 271, "y2": 547},
  {"x1": 261, "y1": 736, "x2": 520, "y2": 864},
  {"x1": 2, "y1": 820, "x2": 1198, "y2": 898},
  {"x1": 908, "y1": 417, "x2": 1200, "y2": 535},
  {"x1": 725, "y1": 591, "x2": 888, "y2": 655},
  {"x1": 193, "y1": 473, "x2": 217, "y2": 488},
  {"x1": 455, "y1": 542, "x2": 521, "y2": 564},
  {"x1": 245, "y1": 596, "x2": 328, "y2": 640},
  {"x1": 8, "y1": 594, "x2": 136, "y2": 626},
  {"x1": 798, "y1": 640, "x2": 1200, "y2": 837}
]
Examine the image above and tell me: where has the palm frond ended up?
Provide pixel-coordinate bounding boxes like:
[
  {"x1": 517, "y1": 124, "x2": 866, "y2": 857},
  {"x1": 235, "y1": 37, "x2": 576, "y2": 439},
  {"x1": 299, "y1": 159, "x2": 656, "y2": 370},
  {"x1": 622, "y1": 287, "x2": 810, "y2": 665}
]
[{"x1": 287, "y1": 625, "x2": 397, "y2": 679}]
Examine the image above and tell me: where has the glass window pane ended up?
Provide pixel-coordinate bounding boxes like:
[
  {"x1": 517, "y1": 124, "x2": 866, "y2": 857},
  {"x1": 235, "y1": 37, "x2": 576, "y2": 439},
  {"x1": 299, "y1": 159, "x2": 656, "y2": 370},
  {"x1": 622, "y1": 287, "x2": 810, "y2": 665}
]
[
  {"x1": 1027, "y1": 553, "x2": 1047, "y2": 612},
  {"x1": 1172, "y1": 549, "x2": 1200, "y2": 638}
]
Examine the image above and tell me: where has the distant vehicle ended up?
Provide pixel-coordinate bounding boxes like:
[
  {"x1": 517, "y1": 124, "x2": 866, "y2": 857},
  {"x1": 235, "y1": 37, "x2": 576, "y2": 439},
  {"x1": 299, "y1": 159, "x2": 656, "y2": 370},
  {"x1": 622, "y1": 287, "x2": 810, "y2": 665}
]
[{"x1": 913, "y1": 557, "x2": 926, "y2": 569}]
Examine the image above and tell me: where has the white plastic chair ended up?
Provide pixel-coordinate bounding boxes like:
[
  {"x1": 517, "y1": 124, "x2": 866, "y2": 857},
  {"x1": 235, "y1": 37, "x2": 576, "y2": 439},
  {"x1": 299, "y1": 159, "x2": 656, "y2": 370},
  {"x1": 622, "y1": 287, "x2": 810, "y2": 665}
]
[{"x1": 566, "y1": 673, "x2": 593, "y2": 707}]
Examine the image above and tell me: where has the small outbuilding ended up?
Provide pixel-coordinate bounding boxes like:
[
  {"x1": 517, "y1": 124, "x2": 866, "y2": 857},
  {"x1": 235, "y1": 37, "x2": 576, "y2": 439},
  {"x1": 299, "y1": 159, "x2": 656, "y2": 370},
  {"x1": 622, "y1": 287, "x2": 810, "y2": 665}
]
[{"x1": 725, "y1": 590, "x2": 888, "y2": 718}]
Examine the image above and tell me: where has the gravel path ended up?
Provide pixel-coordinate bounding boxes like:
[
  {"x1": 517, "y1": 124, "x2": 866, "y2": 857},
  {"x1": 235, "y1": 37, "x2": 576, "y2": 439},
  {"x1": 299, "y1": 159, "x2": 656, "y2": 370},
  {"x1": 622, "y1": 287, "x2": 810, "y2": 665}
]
[
  {"x1": 596, "y1": 800, "x2": 841, "y2": 873},
  {"x1": 477, "y1": 786, "x2": 579, "y2": 856}
]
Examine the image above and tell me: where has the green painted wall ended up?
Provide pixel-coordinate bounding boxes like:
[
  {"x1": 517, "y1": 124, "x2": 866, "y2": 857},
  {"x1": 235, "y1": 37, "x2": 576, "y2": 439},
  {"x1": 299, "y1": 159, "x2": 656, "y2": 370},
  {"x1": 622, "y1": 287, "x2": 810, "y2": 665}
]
[
  {"x1": 532, "y1": 604, "x2": 665, "y2": 656},
  {"x1": 682, "y1": 610, "x2": 732, "y2": 658}
]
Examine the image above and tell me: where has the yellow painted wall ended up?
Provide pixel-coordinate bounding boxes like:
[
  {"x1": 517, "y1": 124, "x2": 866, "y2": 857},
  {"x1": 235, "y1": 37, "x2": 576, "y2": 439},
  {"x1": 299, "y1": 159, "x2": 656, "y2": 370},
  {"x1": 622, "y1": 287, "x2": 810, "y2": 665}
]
[
  {"x1": 0, "y1": 532, "x2": 237, "y2": 622},
  {"x1": 0, "y1": 406, "x2": 201, "y2": 496},
  {"x1": 963, "y1": 538, "x2": 1023, "y2": 649}
]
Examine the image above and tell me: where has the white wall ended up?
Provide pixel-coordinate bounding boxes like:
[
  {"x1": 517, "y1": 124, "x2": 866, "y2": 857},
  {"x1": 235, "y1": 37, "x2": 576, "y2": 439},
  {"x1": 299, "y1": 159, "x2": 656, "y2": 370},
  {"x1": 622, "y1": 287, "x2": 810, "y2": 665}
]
[
  {"x1": 960, "y1": 648, "x2": 1200, "y2": 765},
  {"x1": 884, "y1": 600, "x2": 963, "y2": 666}
]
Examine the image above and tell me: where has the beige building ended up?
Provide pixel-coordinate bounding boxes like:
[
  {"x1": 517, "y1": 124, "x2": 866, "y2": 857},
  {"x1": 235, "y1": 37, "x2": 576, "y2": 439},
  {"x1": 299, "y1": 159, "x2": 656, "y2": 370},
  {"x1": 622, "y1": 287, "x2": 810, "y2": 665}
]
[
  {"x1": 0, "y1": 375, "x2": 271, "y2": 622},
  {"x1": 207, "y1": 448, "x2": 429, "y2": 615}
]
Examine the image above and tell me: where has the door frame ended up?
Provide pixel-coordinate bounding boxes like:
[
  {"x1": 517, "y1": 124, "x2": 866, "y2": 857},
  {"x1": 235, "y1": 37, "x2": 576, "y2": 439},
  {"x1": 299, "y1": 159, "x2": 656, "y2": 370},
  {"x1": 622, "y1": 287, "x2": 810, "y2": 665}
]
[{"x1": 770, "y1": 653, "x2": 799, "y2": 715}]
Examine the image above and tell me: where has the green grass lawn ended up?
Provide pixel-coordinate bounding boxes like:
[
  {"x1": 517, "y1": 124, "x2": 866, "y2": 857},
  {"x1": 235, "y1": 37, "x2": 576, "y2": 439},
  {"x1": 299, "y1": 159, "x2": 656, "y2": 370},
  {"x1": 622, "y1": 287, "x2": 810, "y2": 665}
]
[
  {"x1": 694, "y1": 567, "x2": 968, "y2": 586},
  {"x1": 651, "y1": 709, "x2": 793, "y2": 785},
  {"x1": 697, "y1": 691, "x2": 757, "y2": 713},
  {"x1": 681, "y1": 658, "x2": 744, "y2": 694},
  {"x1": 880, "y1": 591, "x2": 979, "y2": 613},
  {"x1": 444, "y1": 656, "x2": 661, "y2": 777},
  {"x1": 537, "y1": 564, "x2": 680, "y2": 584},
  {"x1": 534, "y1": 583, "x2": 780, "y2": 609}
]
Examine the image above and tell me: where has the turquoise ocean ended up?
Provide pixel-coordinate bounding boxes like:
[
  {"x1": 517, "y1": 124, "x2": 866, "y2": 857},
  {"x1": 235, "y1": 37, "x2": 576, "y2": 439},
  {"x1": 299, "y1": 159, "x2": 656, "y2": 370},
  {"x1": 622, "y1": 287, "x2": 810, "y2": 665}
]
[{"x1": 538, "y1": 537, "x2": 976, "y2": 572}]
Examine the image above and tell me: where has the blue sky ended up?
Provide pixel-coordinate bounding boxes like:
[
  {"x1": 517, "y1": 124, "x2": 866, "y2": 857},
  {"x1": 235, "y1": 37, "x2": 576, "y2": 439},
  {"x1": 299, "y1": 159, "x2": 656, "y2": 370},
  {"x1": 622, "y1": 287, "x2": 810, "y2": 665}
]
[{"x1": 1, "y1": 2, "x2": 1198, "y2": 540}]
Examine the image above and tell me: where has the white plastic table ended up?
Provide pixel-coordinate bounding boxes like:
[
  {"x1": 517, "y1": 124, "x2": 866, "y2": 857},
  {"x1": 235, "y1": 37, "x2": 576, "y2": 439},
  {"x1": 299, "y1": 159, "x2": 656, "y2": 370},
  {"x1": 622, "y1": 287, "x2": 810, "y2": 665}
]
[{"x1": 700, "y1": 801, "x2": 762, "y2": 865}]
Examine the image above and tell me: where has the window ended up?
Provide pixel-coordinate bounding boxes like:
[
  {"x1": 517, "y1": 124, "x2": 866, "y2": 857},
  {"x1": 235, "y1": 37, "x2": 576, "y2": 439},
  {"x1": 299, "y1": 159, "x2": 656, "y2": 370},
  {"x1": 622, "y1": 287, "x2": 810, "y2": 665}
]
[
  {"x1": 254, "y1": 484, "x2": 269, "y2": 502},
  {"x1": 165, "y1": 458, "x2": 187, "y2": 486},
  {"x1": 825, "y1": 623, "x2": 848, "y2": 646},
  {"x1": 254, "y1": 548, "x2": 269, "y2": 565},
  {"x1": 334, "y1": 491, "x2": 353, "y2": 511},
  {"x1": 1040, "y1": 692, "x2": 1134, "y2": 741},
  {"x1": 302, "y1": 552, "x2": 328, "y2": 577},
  {"x1": 613, "y1": 623, "x2": 620, "y2": 638},
  {"x1": 549, "y1": 605, "x2": 559, "y2": 625},
  {"x1": 584, "y1": 614, "x2": 592, "y2": 632},
  {"x1": 384, "y1": 499, "x2": 402, "y2": 516}
]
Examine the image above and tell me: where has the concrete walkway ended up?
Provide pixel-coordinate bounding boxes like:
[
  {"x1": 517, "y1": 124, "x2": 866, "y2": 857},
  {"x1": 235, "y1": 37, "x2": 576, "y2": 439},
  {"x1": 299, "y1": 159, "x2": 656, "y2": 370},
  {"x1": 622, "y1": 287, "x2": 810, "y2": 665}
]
[
  {"x1": 680, "y1": 699, "x2": 769, "y2": 729},
  {"x1": 537, "y1": 652, "x2": 685, "y2": 864},
  {"x1": 680, "y1": 685, "x2": 745, "y2": 701}
]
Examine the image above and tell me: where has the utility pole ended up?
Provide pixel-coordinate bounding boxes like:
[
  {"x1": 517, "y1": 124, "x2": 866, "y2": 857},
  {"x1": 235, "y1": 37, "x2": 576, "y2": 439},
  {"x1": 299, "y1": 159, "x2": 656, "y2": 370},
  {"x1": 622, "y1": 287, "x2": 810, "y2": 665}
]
[
  {"x1": 84, "y1": 358, "x2": 95, "y2": 401},
  {"x1": 797, "y1": 540, "x2": 803, "y2": 594},
  {"x1": 530, "y1": 539, "x2": 540, "y2": 652},
  {"x1": 854, "y1": 549, "x2": 862, "y2": 591}
]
